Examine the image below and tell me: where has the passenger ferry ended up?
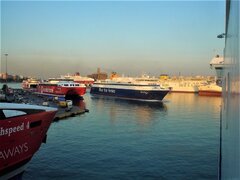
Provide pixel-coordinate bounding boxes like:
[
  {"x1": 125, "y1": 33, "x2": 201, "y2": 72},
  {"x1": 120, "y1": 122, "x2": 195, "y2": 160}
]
[
  {"x1": 198, "y1": 82, "x2": 222, "y2": 96},
  {"x1": 22, "y1": 78, "x2": 40, "y2": 92},
  {"x1": 61, "y1": 72, "x2": 94, "y2": 86},
  {"x1": 90, "y1": 76, "x2": 169, "y2": 102},
  {"x1": 0, "y1": 103, "x2": 57, "y2": 179},
  {"x1": 159, "y1": 75, "x2": 210, "y2": 93},
  {"x1": 37, "y1": 78, "x2": 86, "y2": 98},
  {"x1": 198, "y1": 55, "x2": 224, "y2": 96}
]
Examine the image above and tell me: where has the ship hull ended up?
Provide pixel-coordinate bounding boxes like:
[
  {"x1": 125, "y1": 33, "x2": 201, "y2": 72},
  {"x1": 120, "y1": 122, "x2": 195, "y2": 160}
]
[
  {"x1": 22, "y1": 80, "x2": 39, "y2": 92},
  {"x1": 198, "y1": 90, "x2": 222, "y2": 96},
  {"x1": 198, "y1": 84, "x2": 222, "y2": 97},
  {"x1": 90, "y1": 87, "x2": 169, "y2": 102},
  {"x1": 170, "y1": 89, "x2": 198, "y2": 93},
  {"x1": 37, "y1": 85, "x2": 86, "y2": 98},
  {"x1": 169, "y1": 86, "x2": 199, "y2": 93},
  {"x1": 0, "y1": 107, "x2": 57, "y2": 179}
]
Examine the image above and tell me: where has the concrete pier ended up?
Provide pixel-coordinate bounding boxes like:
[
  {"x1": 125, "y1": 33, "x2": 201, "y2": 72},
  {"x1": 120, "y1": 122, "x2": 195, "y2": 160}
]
[
  {"x1": 54, "y1": 106, "x2": 89, "y2": 121},
  {"x1": 11, "y1": 89, "x2": 89, "y2": 121}
]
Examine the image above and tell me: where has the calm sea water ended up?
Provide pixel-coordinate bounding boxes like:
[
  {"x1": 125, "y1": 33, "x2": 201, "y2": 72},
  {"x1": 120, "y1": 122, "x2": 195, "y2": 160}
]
[{"x1": 4, "y1": 83, "x2": 221, "y2": 179}]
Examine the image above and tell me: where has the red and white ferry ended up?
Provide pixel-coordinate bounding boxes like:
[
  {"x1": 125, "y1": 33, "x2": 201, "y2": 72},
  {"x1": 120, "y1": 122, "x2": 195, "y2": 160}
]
[
  {"x1": 198, "y1": 83, "x2": 222, "y2": 96},
  {"x1": 198, "y1": 55, "x2": 224, "y2": 97},
  {"x1": 37, "y1": 78, "x2": 86, "y2": 98},
  {"x1": 61, "y1": 72, "x2": 94, "y2": 86},
  {"x1": 22, "y1": 78, "x2": 40, "y2": 92},
  {"x1": 0, "y1": 103, "x2": 57, "y2": 179}
]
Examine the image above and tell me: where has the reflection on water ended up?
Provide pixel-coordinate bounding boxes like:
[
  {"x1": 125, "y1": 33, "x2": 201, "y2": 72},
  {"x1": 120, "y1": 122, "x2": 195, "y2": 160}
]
[
  {"x1": 23, "y1": 92, "x2": 220, "y2": 180},
  {"x1": 91, "y1": 96, "x2": 167, "y2": 126},
  {"x1": 166, "y1": 93, "x2": 221, "y2": 120},
  {"x1": 71, "y1": 97, "x2": 86, "y2": 110},
  {"x1": 0, "y1": 82, "x2": 21, "y2": 89}
]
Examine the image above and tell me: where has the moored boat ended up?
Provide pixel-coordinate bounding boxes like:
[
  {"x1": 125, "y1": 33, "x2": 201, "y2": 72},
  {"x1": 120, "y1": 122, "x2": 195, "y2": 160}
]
[
  {"x1": 37, "y1": 78, "x2": 86, "y2": 99},
  {"x1": 0, "y1": 103, "x2": 57, "y2": 179},
  {"x1": 198, "y1": 83, "x2": 222, "y2": 96},
  {"x1": 22, "y1": 78, "x2": 40, "y2": 92},
  {"x1": 159, "y1": 75, "x2": 209, "y2": 93},
  {"x1": 90, "y1": 77, "x2": 169, "y2": 102},
  {"x1": 198, "y1": 55, "x2": 224, "y2": 97},
  {"x1": 161, "y1": 80, "x2": 202, "y2": 93},
  {"x1": 61, "y1": 72, "x2": 94, "y2": 86}
]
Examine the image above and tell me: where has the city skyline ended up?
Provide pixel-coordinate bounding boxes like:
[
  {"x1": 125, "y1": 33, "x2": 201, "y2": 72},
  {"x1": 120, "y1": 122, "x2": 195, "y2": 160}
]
[{"x1": 1, "y1": 1, "x2": 225, "y2": 78}]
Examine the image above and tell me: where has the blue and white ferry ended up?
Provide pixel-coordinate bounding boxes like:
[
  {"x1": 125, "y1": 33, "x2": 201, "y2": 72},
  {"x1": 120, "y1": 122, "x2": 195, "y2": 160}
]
[{"x1": 90, "y1": 77, "x2": 169, "y2": 102}]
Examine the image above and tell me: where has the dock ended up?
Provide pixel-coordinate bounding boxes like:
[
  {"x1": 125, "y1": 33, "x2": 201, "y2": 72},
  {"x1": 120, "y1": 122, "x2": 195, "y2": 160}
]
[
  {"x1": 54, "y1": 106, "x2": 89, "y2": 121},
  {"x1": 9, "y1": 89, "x2": 89, "y2": 121}
]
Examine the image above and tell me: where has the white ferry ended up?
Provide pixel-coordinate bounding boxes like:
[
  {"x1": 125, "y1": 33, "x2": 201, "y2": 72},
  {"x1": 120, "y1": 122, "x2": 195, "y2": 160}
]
[
  {"x1": 159, "y1": 76, "x2": 209, "y2": 93},
  {"x1": 61, "y1": 72, "x2": 94, "y2": 86},
  {"x1": 22, "y1": 78, "x2": 40, "y2": 91}
]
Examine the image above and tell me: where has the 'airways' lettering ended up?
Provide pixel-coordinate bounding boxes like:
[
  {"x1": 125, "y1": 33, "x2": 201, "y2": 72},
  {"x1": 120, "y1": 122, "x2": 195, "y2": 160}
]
[{"x1": 0, "y1": 143, "x2": 28, "y2": 160}]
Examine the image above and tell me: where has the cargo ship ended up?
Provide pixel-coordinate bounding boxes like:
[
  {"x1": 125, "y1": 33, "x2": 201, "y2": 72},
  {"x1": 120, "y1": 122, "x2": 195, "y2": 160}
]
[
  {"x1": 90, "y1": 77, "x2": 169, "y2": 102},
  {"x1": 37, "y1": 79, "x2": 86, "y2": 98},
  {"x1": 0, "y1": 103, "x2": 57, "y2": 179}
]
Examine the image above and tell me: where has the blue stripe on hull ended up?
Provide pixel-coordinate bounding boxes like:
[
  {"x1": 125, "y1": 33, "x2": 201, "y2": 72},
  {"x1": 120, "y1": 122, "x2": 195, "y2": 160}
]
[
  {"x1": 34, "y1": 92, "x2": 66, "y2": 101},
  {"x1": 90, "y1": 87, "x2": 168, "y2": 101}
]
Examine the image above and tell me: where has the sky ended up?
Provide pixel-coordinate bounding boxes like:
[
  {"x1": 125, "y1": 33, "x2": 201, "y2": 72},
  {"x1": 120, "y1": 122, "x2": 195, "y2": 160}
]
[{"x1": 1, "y1": 1, "x2": 225, "y2": 78}]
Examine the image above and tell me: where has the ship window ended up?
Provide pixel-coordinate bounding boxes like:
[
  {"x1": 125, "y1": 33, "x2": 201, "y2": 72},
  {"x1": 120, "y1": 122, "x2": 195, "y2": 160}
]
[
  {"x1": 3, "y1": 110, "x2": 26, "y2": 118},
  {"x1": 64, "y1": 84, "x2": 69, "y2": 86},
  {"x1": 75, "y1": 84, "x2": 79, "y2": 86},
  {"x1": 30, "y1": 120, "x2": 42, "y2": 128},
  {"x1": 0, "y1": 110, "x2": 6, "y2": 119},
  {"x1": 30, "y1": 84, "x2": 37, "y2": 88}
]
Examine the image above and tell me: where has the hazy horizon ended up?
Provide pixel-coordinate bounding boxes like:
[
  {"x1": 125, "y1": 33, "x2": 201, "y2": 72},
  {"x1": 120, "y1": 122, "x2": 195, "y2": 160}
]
[{"x1": 1, "y1": 1, "x2": 225, "y2": 79}]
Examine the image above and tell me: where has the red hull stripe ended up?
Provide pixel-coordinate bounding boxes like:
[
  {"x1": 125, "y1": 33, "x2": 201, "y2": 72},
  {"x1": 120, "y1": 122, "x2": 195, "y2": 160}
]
[
  {"x1": 199, "y1": 91, "x2": 222, "y2": 96},
  {"x1": 170, "y1": 91, "x2": 198, "y2": 93}
]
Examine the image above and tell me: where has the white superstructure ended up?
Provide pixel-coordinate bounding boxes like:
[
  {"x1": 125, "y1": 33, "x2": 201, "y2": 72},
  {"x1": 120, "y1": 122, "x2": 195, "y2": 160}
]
[
  {"x1": 61, "y1": 73, "x2": 94, "y2": 86},
  {"x1": 198, "y1": 55, "x2": 225, "y2": 96},
  {"x1": 159, "y1": 76, "x2": 209, "y2": 93}
]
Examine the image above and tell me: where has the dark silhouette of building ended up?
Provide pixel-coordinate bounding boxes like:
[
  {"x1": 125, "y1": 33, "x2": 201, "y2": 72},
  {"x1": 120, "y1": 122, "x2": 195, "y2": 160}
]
[{"x1": 88, "y1": 68, "x2": 108, "y2": 80}]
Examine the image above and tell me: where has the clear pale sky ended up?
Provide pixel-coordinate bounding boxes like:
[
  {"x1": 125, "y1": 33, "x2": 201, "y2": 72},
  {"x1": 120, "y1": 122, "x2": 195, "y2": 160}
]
[{"x1": 1, "y1": 1, "x2": 225, "y2": 78}]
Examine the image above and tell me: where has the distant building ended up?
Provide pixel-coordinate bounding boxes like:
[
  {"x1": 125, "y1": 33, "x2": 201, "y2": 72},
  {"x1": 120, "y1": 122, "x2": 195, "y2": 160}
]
[
  {"x1": 0, "y1": 73, "x2": 8, "y2": 80},
  {"x1": 88, "y1": 68, "x2": 108, "y2": 80},
  {"x1": 0, "y1": 73, "x2": 25, "y2": 82},
  {"x1": 8, "y1": 74, "x2": 13, "y2": 81},
  {"x1": 13, "y1": 75, "x2": 21, "y2": 81},
  {"x1": 159, "y1": 74, "x2": 169, "y2": 80}
]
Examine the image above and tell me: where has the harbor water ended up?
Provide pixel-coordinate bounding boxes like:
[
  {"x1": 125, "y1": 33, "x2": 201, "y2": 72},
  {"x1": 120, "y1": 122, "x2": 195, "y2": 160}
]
[{"x1": 5, "y1": 83, "x2": 221, "y2": 179}]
